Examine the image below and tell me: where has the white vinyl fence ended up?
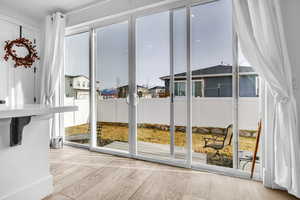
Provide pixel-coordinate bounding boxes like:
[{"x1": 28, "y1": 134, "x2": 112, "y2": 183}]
[{"x1": 65, "y1": 97, "x2": 260, "y2": 130}]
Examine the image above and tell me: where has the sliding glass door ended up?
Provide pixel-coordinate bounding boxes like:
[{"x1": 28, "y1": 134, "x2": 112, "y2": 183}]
[
  {"x1": 64, "y1": 32, "x2": 90, "y2": 145},
  {"x1": 238, "y1": 42, "x2": 261, "y2": 175},
  {"x1": 190, "y1": 0, "x2": 234, "y2": 168},
  {"x1": 135, "y1": 11, "x2": 173, "y2": 160},
  {"x1": 95, "y1": 21, "x2": 129, "y2": 152},
  {"x1": 64, "y1": 0, "x2": 261, "y2": 178},
  {"x1": 172, "y1": 8, "x2": 188, "y2": 160}
]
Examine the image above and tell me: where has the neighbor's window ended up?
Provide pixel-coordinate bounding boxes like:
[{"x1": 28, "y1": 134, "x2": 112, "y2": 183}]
[
  {"x1": 174, "y1": 81, "x2": 186, "y2": 96},
  {"x1": 174, "y1": 81, "x2": 203, "y2": 97},
  {"x1": 192, "y1": 80, "x2": 203, "y2": 97},
  {"x1": 239, "y1": 74, "x2": 259, "y2": 97}
]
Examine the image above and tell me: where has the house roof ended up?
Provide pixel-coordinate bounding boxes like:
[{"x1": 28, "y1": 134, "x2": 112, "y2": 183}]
[
  {"x1": 160, "y1": 65, "x2": 256, "y2": 80},
  {"x1": 101, "y1": 89, "x2": 117, "y2": 95},
  {"x1": 149, "y1": 86, "x2": 165, "y2": 90},
  {"x1": 117, "y1": 85, "x2": 147, "y2": 89},
  {"x1": 65, "y1": 75, "x2": 89, "y2": 80}
]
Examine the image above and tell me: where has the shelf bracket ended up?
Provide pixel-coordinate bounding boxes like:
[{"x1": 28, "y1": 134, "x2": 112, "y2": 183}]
[{"x1": 10, "y1": 116, "x2": 31, "y2": 147}]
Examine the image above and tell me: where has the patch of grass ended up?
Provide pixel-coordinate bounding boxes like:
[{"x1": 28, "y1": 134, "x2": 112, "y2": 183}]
[{"x1": 65, "y1": 123, "x2": 257, "y2": 157}]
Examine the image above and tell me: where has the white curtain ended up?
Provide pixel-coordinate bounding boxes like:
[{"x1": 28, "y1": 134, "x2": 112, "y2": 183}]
[
  {"x1": 233, "y1": 0, "x2": 300, "y2": 198},
  {"x1": 40, "y1": 12, "x2": 65, "y2": 105},
  {"x1": 40, "y1": 12, "x2": 66, "y2": 139}
]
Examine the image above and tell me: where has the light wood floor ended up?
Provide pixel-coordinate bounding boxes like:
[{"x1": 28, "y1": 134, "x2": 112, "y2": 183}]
[{"x1": 44, "y1": 146, "x2": 298, "y2": 200}]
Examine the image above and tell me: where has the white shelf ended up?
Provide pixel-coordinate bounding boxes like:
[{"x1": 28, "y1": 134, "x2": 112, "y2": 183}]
[{"x1": 0, "y1": 104, "x2": 78, "y2": 119}]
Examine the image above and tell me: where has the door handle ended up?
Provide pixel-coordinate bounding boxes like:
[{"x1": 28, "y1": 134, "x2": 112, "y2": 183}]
[
  {"x1": 126, "y1": 94, "x2": 139, "y2": 106},
  {"x1": 126, "y1": 95, "x2": 130, "y2": 105}
]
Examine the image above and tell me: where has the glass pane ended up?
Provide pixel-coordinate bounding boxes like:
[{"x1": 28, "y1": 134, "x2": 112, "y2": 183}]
[
  {"x1": 136, "y1": 11, "x2": 171, "y2": 159},
  {"x1": 95, "y1": 21, "x2": 129, "y2": 152},
  {"x1": 238, "y1": 42, "x2": 261, "y2": 175},
  {"x1": 173, "y1": 8, "x2": 187, "y2": 160},
  {"x1": 191, "y1": 0, "x2": 234, "y2": 168},
  {"x1": 64, "y1": 32, "x2": 90, "y2": 145},
  {"x1": 175, "y1": 82, "x2": 186, "y2": 96},
  {"x1": 193, "y1": 81, "x2": 203, "y2": 97}
]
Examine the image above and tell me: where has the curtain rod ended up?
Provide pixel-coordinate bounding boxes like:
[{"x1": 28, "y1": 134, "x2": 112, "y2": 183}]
[{"x1": 51, "y1": 13, "x2": 65, "y2": 21}]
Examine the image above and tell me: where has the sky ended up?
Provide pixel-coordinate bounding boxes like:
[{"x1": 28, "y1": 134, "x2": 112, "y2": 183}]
[{"x1": 65, "y1": 0, "x2": 250, "y2": 90}]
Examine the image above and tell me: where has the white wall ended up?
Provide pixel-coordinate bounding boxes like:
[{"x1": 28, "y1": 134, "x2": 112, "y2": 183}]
[
  {"x1": 0, "y1": 116, "x2": 53, "y2": 200},
  {"x1": 0, "y1": 11, "x2": 49, "y2": 200},
  {"x1": 0, "y1": 13, "x2": 41, "y2": 105},
  {"x1": 65, "y1": 97, "x2": 260, "y2": 130}
]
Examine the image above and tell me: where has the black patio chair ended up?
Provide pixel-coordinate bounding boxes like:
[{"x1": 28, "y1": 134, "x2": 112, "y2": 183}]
[{"x1": 203, "y1": 124, "x2": 233, "y2": 157}]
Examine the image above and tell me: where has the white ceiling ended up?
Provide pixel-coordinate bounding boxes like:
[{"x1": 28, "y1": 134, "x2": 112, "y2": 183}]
[{"x1": 0, "y1": 0, "x2": 108, "y2": 25}]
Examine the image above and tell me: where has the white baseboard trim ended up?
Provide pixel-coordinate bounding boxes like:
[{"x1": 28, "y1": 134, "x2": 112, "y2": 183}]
[{"x1": 0, "y1": 175, "x2": 53, "y2": 200}]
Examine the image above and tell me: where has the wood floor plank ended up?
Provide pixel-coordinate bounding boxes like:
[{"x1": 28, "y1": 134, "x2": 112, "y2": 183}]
[
  {"x1": 250, "y1": 180, "x2": 299, "y2": 200},
  {"x1": 44, "y1": 146, "x2": 298, "y2": 200},
  {"x1": 43, "y1": 193, "x2": 73, "y2": 200},
  {"x1": 129, "y1": 170, "x2": 190, "y2": 200},
  {"x1": 50, "y1": 163, "x2": 78, "y2": 179},
  {"x1": 54, "y1": 166, "x2": 98, "y2": 193},
  {"x1": 106, "y1": 158, "x2": 158, "y2": 170},
  {"x1": 76, "y1": 167, "x2": 152, "y2": 200},
  {"x1": 183, "y1": 171, "x2": 212, "y2": 200},
  {"x1": 60, "y1": 165, "x2": 118, "y2": 199},
  {"x1": 53, "y1": 164, "x2": 82, "y2": 184}
]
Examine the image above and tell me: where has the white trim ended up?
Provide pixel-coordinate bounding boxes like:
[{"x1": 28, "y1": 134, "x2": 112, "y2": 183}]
[
  {"x1": 90, "y1": 146, "x2": 130, "y2": 157},
  {"x1": 58, "y1": 55, "x2": 65, "y2": 139},
  {"x1": 66, "y1": 16, "x2": 130, "y2": 36},
  {"x1": 192, "y1": 163, "x2": 261, "y2": 181},
  {"x1": 89, "y1": 28, "x2": 97, "y2": 149},
  {"x1": 169, "y1": 10, "x2": 175, "y2": 157},
  {"x1": 66, "y1": 142, "x2": 261, "y2": 181},
  {"x1": 66, "y1": 0, "x2": 217, "y2": 34},
  {"x1": 0, "y1": 175, "x2": 53, "y2": 200},
  {"x1": 129, "y1": 16, "x2": 137, "y2": 155},
  {"x1": 232, "y1": 29, "x2": 239, "y2": 169},
  {"x1": 64, "y1": 141, "x2": 90, "y2": 149},
  {"x1": 186, "y1": 6, "x2": 192, "y2": 168},
  {"x1": 133, "y1": 154, "x2": 187, "y2": 168},
  {"x1": 66, "y1": 0, "x2": 111, "y2": 15}
]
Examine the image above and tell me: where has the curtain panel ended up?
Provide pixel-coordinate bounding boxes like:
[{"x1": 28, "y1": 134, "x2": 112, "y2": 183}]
[
  {"x1": 233, "y1": 0, "x2": 300, "y2": 198},
  {"x1": 40, "y1": 12, "x2": 65, "y2": 105},
  {"x1": 40, "y1": 12, "x2": 66, "y2": 140}
]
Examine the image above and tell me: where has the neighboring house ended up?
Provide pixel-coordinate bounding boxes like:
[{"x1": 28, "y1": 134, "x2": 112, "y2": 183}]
[
  {"x1": 149, "y1": 86, "x2": 167, "y2": 98},
  {"x1": 160, "y1": 65, "x2": 259, "y2": 97},
  {"x1": 65, "y1": 75, "x2": 90, "y2": 99},
  {"x1": 117, "y1": 85, "x2": 150, "y2": 98},
  {"x1": 100, "y1": 89, "x2": 118, "y2": 99}
]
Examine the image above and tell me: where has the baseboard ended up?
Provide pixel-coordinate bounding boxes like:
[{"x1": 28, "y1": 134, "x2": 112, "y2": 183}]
[{"x1": 0, "y1": 175, "x2": 53, "y2": 200}]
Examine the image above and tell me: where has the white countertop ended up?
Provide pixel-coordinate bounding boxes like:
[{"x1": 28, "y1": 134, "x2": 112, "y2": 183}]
[{"x1": 0, "y1": 104, "x2": 78, "y2": 119}]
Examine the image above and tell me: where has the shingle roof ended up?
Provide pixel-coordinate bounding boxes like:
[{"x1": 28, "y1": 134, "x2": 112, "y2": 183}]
[
  {"x1": 160, "y1": 65, "x2": 255, "y2": 80},
  {"x1": 149, "y1": 86, "x2": 165, "y2": 90},
  {"x1": 65, "y1": 74, "x2": 89, "y2": 79}
]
